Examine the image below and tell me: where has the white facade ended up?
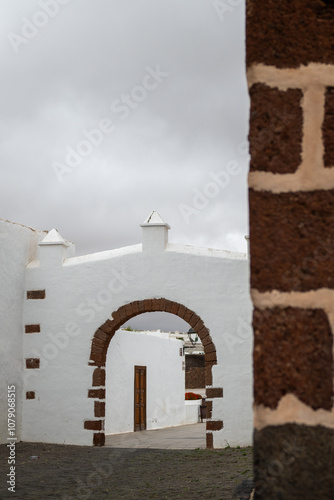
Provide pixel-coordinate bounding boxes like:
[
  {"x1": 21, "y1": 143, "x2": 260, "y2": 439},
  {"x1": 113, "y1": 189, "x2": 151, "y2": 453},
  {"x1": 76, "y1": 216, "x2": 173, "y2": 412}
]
[
  {"x1": 0, "y1": 212, "x2": 253, "y2": 448},
  {"x1": 105, "y1": 329, "x2": 200, "y2": 434},
  {"x1": 0, "y1": 220, "x2": 47, "y2": 443}
]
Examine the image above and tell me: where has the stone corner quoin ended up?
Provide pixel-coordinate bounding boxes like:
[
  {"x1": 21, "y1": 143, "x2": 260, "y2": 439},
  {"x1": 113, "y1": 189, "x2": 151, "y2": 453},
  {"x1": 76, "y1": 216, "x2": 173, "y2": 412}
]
[{"x1": 247, "y1": 0, "x2": 334, "y2": 497}]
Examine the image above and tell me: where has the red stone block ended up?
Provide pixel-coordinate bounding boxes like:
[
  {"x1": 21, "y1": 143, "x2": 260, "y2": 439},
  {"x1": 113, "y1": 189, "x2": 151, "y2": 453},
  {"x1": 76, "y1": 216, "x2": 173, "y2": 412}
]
[
  {"x1": 206, "y1": 420, "x2": 223, "y2": 432},
  {"x1": 188, "y1": 314, "x2": 201, "y2": 328},
  {"x1": 323, "y1": 87, "x2": 334, "y2": 168},
  {"x1": 143, "y1": 299, "x2": 153, "y2": 311},
  {"x1": 176, "y1": 303, "x2": 187, "y2": 319},
  {"x1": 206, "y1": 400, "x2": 212, "y2": 419},
  {"x1": 198, "y1": 327, "x2": 209, "y2": 341},
  {"x1": 249, "y1": 84, "x2": 303, "y2": 173},
  {"x1": 249, "y1": 189, "x2": 334, "y2": 292},
  {"x1": 192, "y1": 319, "x2": 204, "y2": 333},
  {"x1": 26, "y1": 290, "x2": 46, "y2": 299},
  {"x1": 89, "y1": 352, "x2": 106, "y2": 366},
  {"x1": 204, "y1": 343, "x2": 216, "y2": 354},
  {"x1": 205, "y1": 352, "x2": 217, "y2": 363},
  {"x1": 94, "y1": 401, "x2": 105, "y2": 418},
  {"x1": 25, "y1": 324, "x2": 40, "y2": 334},
  {"x1": 182, "y1": 309, "x2": 194, "y2": 323},
  {"x1": 94, "y1": 329, "x2": 110, "y2": 342},
  {"x1": 88, "y1": 389, "x2": 105, "y2": 399},
  {"x1": 254, "y1": 307, "x2": 333, "y2": 410},
  {"x1": 93, "y1": 432, "x2": 105, "y2": 447},
  {"x1": 91, "y1": 342, "x2": 104, "y2": 355},
  {"x1": 205, "y1": 366, "x2": 213, "y2": 386},
  {"x1": 84, "y1": 420, "x2": 103, "y2": 431},
  {"x1": 246, "y1": 0, "x2": 334, "y2": 68},
  {"x1": 99, "y1": 321, "x2": 114, "y2": 334},
  {"x1": 206, "y1": 388, "x2": 223, "y2": 399},
  {"x1": 25, "y1": 358, "x2": 40, "y2": 369},
  {"x1": 206, "y1": 432, "x2": 213, "y2": 449},
  {"x1": 92, "y1": 368, "x2": 105, "y2": 387},
  {"x1": 171, "y1": 302, "x2": 179, "y2": 315}
]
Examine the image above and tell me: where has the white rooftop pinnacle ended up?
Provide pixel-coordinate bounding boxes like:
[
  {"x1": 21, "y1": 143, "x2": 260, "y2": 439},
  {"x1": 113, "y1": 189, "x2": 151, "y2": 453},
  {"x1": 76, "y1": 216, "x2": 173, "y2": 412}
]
[
  {"x1": 141, "y1": 211, "x2": 171, "y2": 228},
  {"x1": 140, "y1": 211, "x2": 170, "y2": 252},
  {"x1": 39, "y1": 228, "x2": 69, "y2": 246}
]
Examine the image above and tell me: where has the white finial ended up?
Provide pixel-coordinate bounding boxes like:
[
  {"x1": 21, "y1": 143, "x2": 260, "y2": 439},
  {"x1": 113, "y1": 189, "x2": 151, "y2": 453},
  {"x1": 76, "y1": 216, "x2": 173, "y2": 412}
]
[
  {"x1": 39, "y1": 228, "x2": 69, "y2": 246},
  {"x1": 38, "y1": 229, "x2": 69, "y2": 267},
  {"x1": 140, "y1": 211, "x2": 170, "y2": 252},
  {"x1": 141, "y1": 211, "x2": 170, "y2": 228}
]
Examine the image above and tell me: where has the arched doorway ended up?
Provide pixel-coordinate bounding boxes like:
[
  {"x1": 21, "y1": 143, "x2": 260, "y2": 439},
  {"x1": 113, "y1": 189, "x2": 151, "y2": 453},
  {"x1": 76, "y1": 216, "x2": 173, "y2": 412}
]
[{"x1": 85, "y1": 298, "x2": 223, "y2": 448}]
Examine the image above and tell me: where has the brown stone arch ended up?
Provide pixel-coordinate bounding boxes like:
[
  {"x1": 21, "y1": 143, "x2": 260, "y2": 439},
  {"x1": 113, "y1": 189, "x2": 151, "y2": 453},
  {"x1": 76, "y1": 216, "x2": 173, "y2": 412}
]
[{"x1": 85, "y1": 298, "x2": 223, "y2": 447}]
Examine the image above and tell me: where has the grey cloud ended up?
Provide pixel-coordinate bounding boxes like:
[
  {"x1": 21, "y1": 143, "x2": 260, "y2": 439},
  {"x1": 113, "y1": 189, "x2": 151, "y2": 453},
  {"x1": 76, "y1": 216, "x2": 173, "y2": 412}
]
[{"x1": 1, "y1": 0, "x2": 249, "y2": 263}]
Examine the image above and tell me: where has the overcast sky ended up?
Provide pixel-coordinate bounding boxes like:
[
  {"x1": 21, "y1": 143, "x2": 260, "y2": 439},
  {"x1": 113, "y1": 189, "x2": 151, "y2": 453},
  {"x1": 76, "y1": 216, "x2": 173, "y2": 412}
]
[{"x1": 1, "y1": 0, "x2": 249, "y2": 330}]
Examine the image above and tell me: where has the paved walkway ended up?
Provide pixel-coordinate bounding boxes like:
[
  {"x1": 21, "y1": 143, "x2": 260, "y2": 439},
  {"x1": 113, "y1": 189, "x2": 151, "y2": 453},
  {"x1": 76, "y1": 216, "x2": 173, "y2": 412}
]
[{"x1": 105, "y1": 422, "x2": 206, "y2": 449}]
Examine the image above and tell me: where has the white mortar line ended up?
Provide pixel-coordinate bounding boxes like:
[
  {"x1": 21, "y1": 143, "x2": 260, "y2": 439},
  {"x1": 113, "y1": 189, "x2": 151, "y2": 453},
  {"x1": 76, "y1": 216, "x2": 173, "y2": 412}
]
[
  {"x1": 254, "y1": 394, "x2": 334, "y2": 431},
  {"x1": 247, "y1": 62, "x2": 334, "y2": 90},
  {"x1": 249, "y1": 168, "x2": 334, "y2": 193},
  {"x1": 301, "y1": 85, "x2": 325, "y2": 178},
  {"x1": 251, "y1": 288, "x2": 334, "y2": 330}
]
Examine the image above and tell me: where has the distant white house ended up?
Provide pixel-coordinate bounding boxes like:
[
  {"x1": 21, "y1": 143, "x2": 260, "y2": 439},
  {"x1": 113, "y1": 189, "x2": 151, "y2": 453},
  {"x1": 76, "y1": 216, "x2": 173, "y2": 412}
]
[
  {"x1": 105, "y1": 328, "x2": 201, "y2": 435},
  {"x1": 169, "y1": 329, "x2": 206, "y2": 389}
]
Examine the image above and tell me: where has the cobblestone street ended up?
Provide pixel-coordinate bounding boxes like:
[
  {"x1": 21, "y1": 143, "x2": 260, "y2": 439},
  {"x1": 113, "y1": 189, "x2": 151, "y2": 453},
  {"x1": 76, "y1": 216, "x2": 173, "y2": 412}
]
[{"x1": 0, "y1": 439, "x2": 253, "y2": 499}]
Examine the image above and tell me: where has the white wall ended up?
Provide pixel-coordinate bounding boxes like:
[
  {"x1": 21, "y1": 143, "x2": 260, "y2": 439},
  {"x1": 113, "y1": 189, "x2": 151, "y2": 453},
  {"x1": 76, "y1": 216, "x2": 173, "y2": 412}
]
[
  {"x1": 0, "y1": 220, "x2": 47, "y2": 444},
  {"x1": 0, "y1": 214, "x2": 253, "y2": 447},
  {"x1": 185, "y1": 400, "x2": 202, "y2": 424},
  {"x1": 105, "y1": 330, "x2": 191, "y2": 434}
]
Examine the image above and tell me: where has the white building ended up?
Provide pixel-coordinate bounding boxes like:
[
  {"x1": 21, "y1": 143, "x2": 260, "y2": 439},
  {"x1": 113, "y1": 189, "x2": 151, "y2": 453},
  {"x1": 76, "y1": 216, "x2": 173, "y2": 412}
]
[
  {"x1": 105, "y1": 328, "x2": 200, "y2": 435},
  {"x1": 0, "y1": 211, "x2": 253, "y2": 448}
]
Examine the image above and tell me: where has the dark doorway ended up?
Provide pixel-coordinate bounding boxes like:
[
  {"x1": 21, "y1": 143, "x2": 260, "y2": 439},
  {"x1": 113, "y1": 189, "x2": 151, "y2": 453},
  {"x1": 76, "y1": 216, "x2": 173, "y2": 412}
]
[{"x1": 134, "y1": 365, "x2": 146, "y2": 431}]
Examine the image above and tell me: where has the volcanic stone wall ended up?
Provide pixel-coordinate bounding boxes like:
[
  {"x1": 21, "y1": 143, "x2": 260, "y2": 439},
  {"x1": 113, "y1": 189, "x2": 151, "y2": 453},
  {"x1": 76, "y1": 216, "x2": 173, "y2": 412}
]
[
  {"x1": 247, "y1": 1, "x2": 334, "y2": 498},
  {"x1": 185, "y1": 354, "x2": 206, "y2": 389}
]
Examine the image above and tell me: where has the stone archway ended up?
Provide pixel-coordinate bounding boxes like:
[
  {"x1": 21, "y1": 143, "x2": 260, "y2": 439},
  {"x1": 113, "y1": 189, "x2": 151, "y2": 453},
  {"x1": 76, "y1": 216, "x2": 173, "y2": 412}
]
[{"x1": 84, "y1": 298, "x2": 223, "y2": 448}]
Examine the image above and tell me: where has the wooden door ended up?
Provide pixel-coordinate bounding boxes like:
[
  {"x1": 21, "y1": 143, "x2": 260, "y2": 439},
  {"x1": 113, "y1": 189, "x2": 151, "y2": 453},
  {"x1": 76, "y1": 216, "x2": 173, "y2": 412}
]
[{"x1": 134, "y1": 366, "x2": 146, "y2": 431}]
